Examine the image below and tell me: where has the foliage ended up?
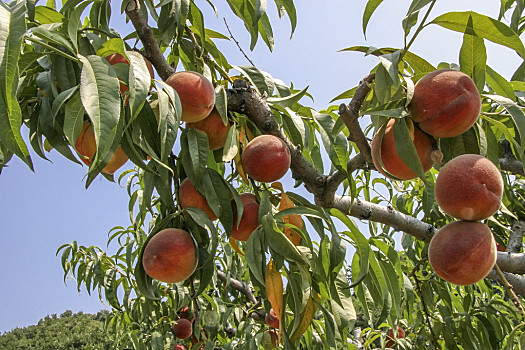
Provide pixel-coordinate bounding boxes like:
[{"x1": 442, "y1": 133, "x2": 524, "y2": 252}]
[
  {"x1": 5, "y1": 0, "x2": 525, "y2": 349},
  {"x1": 0, "y1": 310, "x2": 112, "y2": 350}
]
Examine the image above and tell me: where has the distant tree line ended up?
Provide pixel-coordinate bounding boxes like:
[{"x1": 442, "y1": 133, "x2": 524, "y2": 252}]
[{"x1": 0, "y1": 310, "x2": 113, "y2": 350}]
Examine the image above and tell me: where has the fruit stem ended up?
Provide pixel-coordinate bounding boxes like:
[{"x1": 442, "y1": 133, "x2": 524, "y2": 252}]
[{"x1": 494, "y1": 263, "x2": 525, "y2": 320}]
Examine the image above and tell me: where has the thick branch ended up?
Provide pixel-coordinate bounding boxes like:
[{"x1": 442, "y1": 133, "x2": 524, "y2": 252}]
[
  {"x1": 487, "y1": 269, "x2": 525, "y2": 299},
  {"x1": 124, "y1": 0, "x2": 174, "y2": 80},
  {"x1": 338, "y1": 74, "x2": 375, "y2": 164},
  {"x1": 508, "y1": 221, "x2": 525, "y2": 253}
]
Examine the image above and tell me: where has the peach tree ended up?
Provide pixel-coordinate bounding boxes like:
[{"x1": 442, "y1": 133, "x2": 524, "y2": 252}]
[{"x1": 3, "y1": 0, "x2": 525, "y2": 349}]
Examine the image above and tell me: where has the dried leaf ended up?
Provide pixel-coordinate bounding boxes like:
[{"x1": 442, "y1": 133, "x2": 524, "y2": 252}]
[
  {"x1": 272, "y1": 182, "x2": 303, "y2": 245},
  {"x1": 229, "y1": 237, "x2": 244, "y2": 256},
  {"x1": 265, "y1": 259, "x2": 284, "y2": 327},
  {"x1": 290, "y1": 293, "x2": 319, "y2": 342}
]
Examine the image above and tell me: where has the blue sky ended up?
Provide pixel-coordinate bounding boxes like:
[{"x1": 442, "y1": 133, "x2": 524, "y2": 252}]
[{"x1": 0, "y1": 0, "x2": 518, "y2": 332}]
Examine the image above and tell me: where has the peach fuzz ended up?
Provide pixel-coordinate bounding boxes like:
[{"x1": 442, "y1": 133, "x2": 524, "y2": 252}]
[
  {"x1": 179, "y1": 178, "x2": 218, "y2": 221},
  {"x1": 75, "y1": 120, "x2": 128, "y2": 175},
  {"x1": 410, "y1": 69, "x2": 481, "y2": 138},
  {"x1": 435, "y1": 154, "x2": 503, "y2": 221},
  {"x1": 242, "y1": 135, "x2": 291, "y2": 183},
  {"x1": 428, "y1": 221, "x2": 496, "y2": 285},
  {"x1": 371, "y1": 118, "x2": 434, "y2": 180},
  {"x1": 142, "y1": 228, "x2": 198, "y2": 284},
  {"x1": 186, "y1": 110, "x2": 231, "y2": 150},
  {"x1": 166, "y1": 71, "x2": 215, "y2": 122},
  {"x1": 231, "y1": 193, "x2": 260, "y2": 242}
]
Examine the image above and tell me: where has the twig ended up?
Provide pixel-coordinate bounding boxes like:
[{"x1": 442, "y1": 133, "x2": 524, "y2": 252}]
[
  {"x1": 223, "y1": 18, "x2": 256, "y2": 66},
  {"x1": 338, "y1": 74, "x2": 375, "y2": 164}
]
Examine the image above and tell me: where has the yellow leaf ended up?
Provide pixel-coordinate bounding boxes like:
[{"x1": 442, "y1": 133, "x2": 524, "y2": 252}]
[
  {"x1": 229, "y1": 237, "x2": 244, "y2": 256},
  {"x1": 265, "y1": 259, "x2": 284, "y2": 327},
  {"x1": 272, "y1": 182, "x2": 303, "y2": 246},
  {"x1": 290, "y1": 293, "x2": 319, "y2": 342},
  {"x1": 234, "y1": 151, "x2": 249, "y2": 184}
]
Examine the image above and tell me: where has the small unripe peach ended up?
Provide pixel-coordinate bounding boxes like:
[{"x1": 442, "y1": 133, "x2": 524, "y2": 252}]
[
  {"x1": 410, "y1": 69, "x2": 481, "y2": 138},
  {"x1": 179, "y1": 178, "x2": 218, "y2": 221},
  {"x1": 142, "y1": 228, "x2": 198, "y2": 283},
  {"x1": 371, "y1": 118, "x2": 434, "y2": 180},
  {"x1": 173, "y1": 318, "x2": 193, "y2": 339},
  {"x1": 242, "y1": 135, "x2": 291, "y2": 183},
  {"x1": 166, "y1": 71, "x2": 215, "y2": 122},
  {"x1": 186, "y1": 110, "x2": 231, "y2": 150},
  {"x1": 231, "y1": 193, "x2": 260, "y2": 241},
  {"x1": 265, "y1": 309, "x2": 279, "y2": 328},
  {"x1": 75, "y1": 121, "x2": 128, "y2": 175},
  {"x1": 435, "y1": 154, "x2": 503, "y2": 221},
  {"x1": 428, "y1": 221, "x2": 497, "y2": 285}
]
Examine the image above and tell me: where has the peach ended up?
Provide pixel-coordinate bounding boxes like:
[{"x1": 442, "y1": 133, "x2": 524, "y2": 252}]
[
  {"x1": 385, "y1": 326, "x2": 405, "y2": 348},
  {"x1": 230, "y1": 193, "x2": 259, "y2": 242},
  {"x1": 179, "y1": 178, "x2": 218, "y2": 221},
  {"x1": 105, "y1": 53, "x2": 154, "y2": 94},
  {"x1": 142, "y1": 228, "x2": 198, "y2": 284},
  {"x1": 410, "y1": 69, "x2": 481, "y2": 138},
  {"x1": 75, "y1": 120, "x2": 128, "y2": 175},
  {"x1": 166, "y1": 71, "x2": 215, "y2": 122},
  {"x1": 265, "y1": 309, "x2": 279, "y2": 328},
  {"x1": 371, "y1": 118, "x2": 434, "y2": 180},
  {"x1": 173, "y1": 318, "x2": 193, "y2": 339},
  {"x1": 428, "y1": 221, "x2": 497, "y2": 285},
  {"x1": 173, "y1": 345, "x2": 187, "y2": 350},
  {"x1": 186, "y1": 110, "x2": 231, "y2": 150},
  {"x1": 178, "y1": 306, "x2": 195, "y2": 323},
  {"x1": 435, "y1": 154, "x2": 503, "y2": 221},
  {"x1": 242, "y1": 135, "x2": 291, "y2": 183}
]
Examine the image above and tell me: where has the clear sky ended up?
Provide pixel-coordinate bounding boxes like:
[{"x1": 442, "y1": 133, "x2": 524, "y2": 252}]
[{"x1": 0, "y1": 0, "x2": 518, "y2": 332}]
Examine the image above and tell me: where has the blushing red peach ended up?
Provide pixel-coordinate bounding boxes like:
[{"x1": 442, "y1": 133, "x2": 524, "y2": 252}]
[
  {"x1": 242, "y1": 135, "x2": 291, "y2": 183},
  {"x1": 371, "y1": 118, "x2": 434, "y2": 180},
  {"x1": 231, "y1": 193, "x2": 259, "y2": 242},
  {"x1": 179, "y1": 178, "x2": 218, "y2": 221},
  {"x1": 410, "y1": 69, "x2": 481, "y2": 138},
  {"x1": 166, "y1": 71, "x2": 215, "y2": 122},
  {"x1": 172, "y1": 318, "x2": 193, "y2": 339},
  {"x1": 186, "y1": 110, "x2": 231, "y2": 150},
  {"x1": 435, "y1": 154, "x2": 503, "y2": 221},
  {"x1": 142, "y1": 228, "x2": 198, "y2": 284},
  {"x1": 428, "y1": 221, "x2": 497, "y2": 285},
  {"x1": 75, "y1": 120, "x2": 128, "y2": 175}
]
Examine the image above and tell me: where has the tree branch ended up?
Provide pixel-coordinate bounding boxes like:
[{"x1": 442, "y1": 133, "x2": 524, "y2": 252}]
[
  {"x1": 124, "y1": 0, "x2": 174, "y2": 80},
  {"x1": 508, "y1": 221, "x2": 525, "y2": 253},
  {"x1": 487, "y1": 269, "x2": 525, "y2": 300}
]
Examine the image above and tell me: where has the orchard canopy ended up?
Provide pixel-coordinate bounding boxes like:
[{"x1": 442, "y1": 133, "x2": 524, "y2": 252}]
[{"x1": 7, "y1": 0, "x2": 525, "y2": 349}]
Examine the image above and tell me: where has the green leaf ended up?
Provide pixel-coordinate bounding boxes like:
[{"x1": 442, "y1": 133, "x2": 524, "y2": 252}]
[
  {"x1": 431, "y1": 11, "x2": 525, "y2": 59},
  {"x1": 402, "y1": 0, "x2": 433, "y2": 36},
  {"x1": 134, "y1": 234, "x2": 161, "y2": 300},
  {"x1": 174, "y1": 0, "x2": 191, "y2": 40},
  {"x1": 393, "y1": 118, "x2": 427, "y2": 181},
  {"x1": 362, "y1": 0, "x2": 384, "y2": 38},
  {"x1": 180, "y1": 128, "x2": 209, "y2": 182},
  {"x1": 63, "y1": 91, "x2": 85, "y2": 147},
  {"x1": 263, "y1": 214, "x2": 309, "y2": 266},
  {"x1": 278, "y1": 0, "x2": 296, "y2": 37},
  {"x1": 35, "y1": 5, "x2": 64, "y2": 23},
  {"x1": 267, "y1": 85, "x2": 309, "y2": 108},
  {"x1": 67, "y1": 0, "x2": 91, "y2": 52},
  {"x1": 232, "y1": 65, "x2": 270, "y2": 95},
  {"x1": 486, "y1": 65, "x2": 517, "y2": 100},
  {"x1": 244, "y1": 228, "x2": 266, "y2": 286},
  {"x1": 151, "y1": 331, "x2": 164, "y2": 350},
  {"x1": 460, "y1": 33, "x2": 486, "y2": 91},
  {"x1": 0, "y1": 1, "x2": 33, "y2": 170},
  {"x1": 31, "y1": 25, "x2": 76, "y2": 55},
  {"x1": 95, "y1": 38, "x2": 127, "y2": 60},
  {"x1": 78, "y1": 55, "x2": 121, "y2": 170},
  {"x1": 127, "y1": 51, "x2": 153, "y2": 122},
  {"x1": 156, "y1": 80, "x2": 181, "y2": 163}
]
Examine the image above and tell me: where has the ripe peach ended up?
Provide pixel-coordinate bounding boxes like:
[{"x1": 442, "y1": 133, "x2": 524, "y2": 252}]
[
  {"x1": 428, "y1": 221, "x2": 497, "y2": 285},
  {"x1": 173, "y1": 318, "x2": 193, "y2": 339},
  {"x1": 75, "y1": 121, "x2": 128, "y2": 175},
  {"x1": 385, "y1": 326, "x2": 405, "y2": 348},
  {"x1": 231, "y1": 193, "x2": 260, "y2": 241},
  {"x1": 435, "y1": 154, "x2": 503, "y2": 221},
  {"x1": 142, "y1": 228, "x2": 198, "y2": 283},
  {"x1": 166, "y1": 71, "x2": 215, "y2": 122},
  {"x1": 173, "y1": 345, "x2": 187, "y2": 350},
  {"x1": 186, "y1": 110, "x2": 231, "y2": 150},
  {"x1": 410, "y1": 69, "x2": 481, "y2": 138},
  {"x1": 179, "y1": 178, "x2": 218, "y2": 221},
  {"x1": 242, "y1": 135, "x2": 291, "y2": 183},
  {"x1": 371, "y1": 119, "x2": 434, "y2": 180},
  {"x1": 105, "y1": 53, "x2": 154, "y2": 94},
  {"x1": 265, "y1": 309, "x2": 279, "y2": 329}
]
